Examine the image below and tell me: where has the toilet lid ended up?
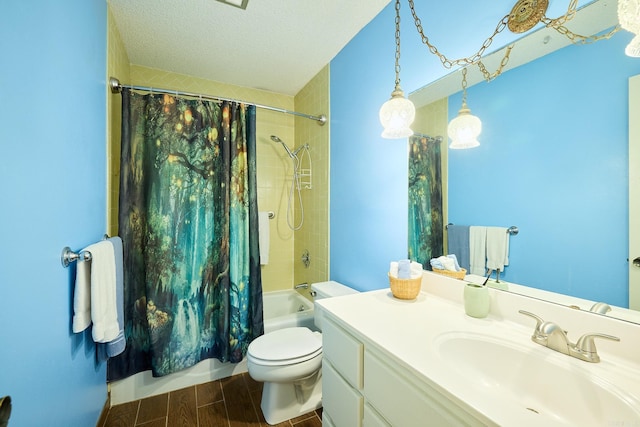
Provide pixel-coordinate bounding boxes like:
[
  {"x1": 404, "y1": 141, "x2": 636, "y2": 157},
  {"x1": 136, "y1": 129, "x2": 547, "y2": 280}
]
[{"x1": 249, "y1": 327, "x2": 322, "y2": 362}]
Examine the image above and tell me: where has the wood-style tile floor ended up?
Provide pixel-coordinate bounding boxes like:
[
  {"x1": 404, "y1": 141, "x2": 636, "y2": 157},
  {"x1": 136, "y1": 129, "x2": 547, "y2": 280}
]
[{"x1": 100, "y1": 372, "x2": 322, "y2": 427}]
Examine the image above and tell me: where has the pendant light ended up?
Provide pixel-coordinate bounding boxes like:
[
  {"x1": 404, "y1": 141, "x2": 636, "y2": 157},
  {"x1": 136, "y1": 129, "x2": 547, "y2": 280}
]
[
  {"x1": 618, "y1": 0, "x2": 640, "y2": 57},
  {"x1": 379, "y1": 0, "x2": 415, "y2": 139},
  {"x1": 448, "y1": 68, "x2": 481, "y2": 149}
]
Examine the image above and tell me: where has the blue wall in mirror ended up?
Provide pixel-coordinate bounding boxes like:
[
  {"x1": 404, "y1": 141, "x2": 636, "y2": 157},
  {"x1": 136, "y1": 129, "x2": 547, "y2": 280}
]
[{"x1": 448, "y1": 34, "x2": 639, "y2": 308}]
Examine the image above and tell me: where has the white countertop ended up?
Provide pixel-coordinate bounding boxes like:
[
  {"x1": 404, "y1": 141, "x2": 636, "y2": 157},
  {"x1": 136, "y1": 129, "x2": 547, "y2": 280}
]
[{"x1": 316, "y1": 272, "x2": 640, "y2": 426}]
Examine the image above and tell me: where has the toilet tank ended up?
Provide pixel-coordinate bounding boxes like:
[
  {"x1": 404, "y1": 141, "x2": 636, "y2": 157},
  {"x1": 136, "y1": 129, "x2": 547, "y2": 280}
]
[
  {"x1": 311, "y1": 281, "x2": 358, "y2": 299},
  {"x1": 311, "y1": 281, "x2": 358, "y2": 330}
]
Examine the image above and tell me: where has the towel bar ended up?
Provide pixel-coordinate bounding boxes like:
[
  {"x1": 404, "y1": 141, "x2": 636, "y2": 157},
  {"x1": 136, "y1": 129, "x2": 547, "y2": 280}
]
[
  {"x1": 61, "y1": 235, "x2": 113, "y2": 268},
  {"x1": 61, "y1": 247, "x2": 92, "y2": 268},
  {"x1": 446, "y1": 223, "x2": 519, "y2": 236}
]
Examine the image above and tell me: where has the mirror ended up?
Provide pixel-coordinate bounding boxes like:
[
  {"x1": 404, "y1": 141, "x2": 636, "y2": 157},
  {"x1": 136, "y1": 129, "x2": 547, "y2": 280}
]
[{"x1": 409, "y1": 0, "x2": 640, "y2": 323}]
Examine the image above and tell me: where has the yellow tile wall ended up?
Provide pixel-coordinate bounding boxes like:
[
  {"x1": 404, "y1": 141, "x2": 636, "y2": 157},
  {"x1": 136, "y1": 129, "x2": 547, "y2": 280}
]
[
  {"x1": 107, "y1": 14, "x2": 330, "y2": 294},
  {"x1": 107, "y1": 6, "x2": 131, "y2": 237},
  {"x1": 293, "y1": 65, "x2": 331, "y2": 297}
]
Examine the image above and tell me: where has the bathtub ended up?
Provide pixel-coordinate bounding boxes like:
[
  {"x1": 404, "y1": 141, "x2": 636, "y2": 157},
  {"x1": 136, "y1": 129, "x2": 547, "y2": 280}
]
[
  {"x1": 263, "y1": 290, "x2": 316, "y2": 333},
  {"x1": 111, "y1": 289, "x2": 315, "y2": 405}
]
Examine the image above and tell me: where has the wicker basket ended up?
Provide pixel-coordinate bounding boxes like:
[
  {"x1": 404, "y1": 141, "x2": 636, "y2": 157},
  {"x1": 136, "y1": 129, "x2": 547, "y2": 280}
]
[
  {"x1": 431, "y1": 267, "x2": 467, "y2": 280},
  {"x1": 388, "y1": 273, "x2": 422, "y2": 300}
]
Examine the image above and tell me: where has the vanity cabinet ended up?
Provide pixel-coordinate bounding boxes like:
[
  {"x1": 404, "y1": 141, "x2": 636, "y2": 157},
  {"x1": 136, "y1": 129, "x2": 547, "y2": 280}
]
[
  {"x1": 321, "y1": 315, "x2": 484, "y2": 427},
  {"x1": 321, "y1": 315, "x2": 364, "y2": 426}
]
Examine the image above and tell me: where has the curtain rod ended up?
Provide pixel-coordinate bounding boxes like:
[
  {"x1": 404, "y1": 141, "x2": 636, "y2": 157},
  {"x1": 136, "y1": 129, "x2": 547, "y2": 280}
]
[{"x1": 109, "y1": 77, "x2": 327, "y2": 126}]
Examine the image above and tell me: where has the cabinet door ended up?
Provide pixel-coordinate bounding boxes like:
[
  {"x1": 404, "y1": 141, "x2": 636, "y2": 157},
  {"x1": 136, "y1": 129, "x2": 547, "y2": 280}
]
[
  {"x1": 322, "y1": 317, "x2": 364, "y2": 389},
  {"x1": 364, "y1": 350, "x2": 483, "y2": 427},
  {"x1": 322, "y1": 412, "x2": 336, "y2": 427},
  {"x1": 322, "y1": 360, "x2": 363, "y2": 427}
]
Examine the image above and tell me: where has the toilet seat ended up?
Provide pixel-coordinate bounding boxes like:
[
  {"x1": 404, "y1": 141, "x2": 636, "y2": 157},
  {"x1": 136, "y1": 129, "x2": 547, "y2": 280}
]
[{"x1": 248, "y1": 327, "x2": 322, "y2": 366}]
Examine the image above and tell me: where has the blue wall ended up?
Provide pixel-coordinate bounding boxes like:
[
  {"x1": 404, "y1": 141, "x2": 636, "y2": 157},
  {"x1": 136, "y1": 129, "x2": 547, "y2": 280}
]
[
  {"x1": 448, "y1": 34, "x2": 639, "y2": 307},
  {"x1": 330, "y1": 2, "x2": 638, "y2": 306},
  {"x1": 330, "y1": 5, "x2": 409, "y2": 291},
  {"x1": 0, "y1": 1, "x2": 108, "y2": 426}
]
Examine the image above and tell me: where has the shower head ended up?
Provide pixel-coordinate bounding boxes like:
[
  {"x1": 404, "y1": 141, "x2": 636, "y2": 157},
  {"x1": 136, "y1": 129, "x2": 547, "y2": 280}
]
[{"x1": 270, "y1": 135, "x2": 295, "y2": 158}]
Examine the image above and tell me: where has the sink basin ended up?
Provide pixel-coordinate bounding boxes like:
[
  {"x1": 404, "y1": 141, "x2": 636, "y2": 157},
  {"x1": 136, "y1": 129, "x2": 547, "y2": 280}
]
[{"x1": 434, "y1": 332, "x2": 640, "y2": 425}]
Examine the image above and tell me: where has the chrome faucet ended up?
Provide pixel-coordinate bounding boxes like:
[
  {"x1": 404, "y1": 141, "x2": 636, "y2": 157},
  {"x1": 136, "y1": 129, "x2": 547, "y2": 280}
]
[
  {"x1": 294, "y1": 282, "x2": 309, "y2": 290},
  {"x1": 519, "y1": 310, "x2": 620, "y2": 363}
]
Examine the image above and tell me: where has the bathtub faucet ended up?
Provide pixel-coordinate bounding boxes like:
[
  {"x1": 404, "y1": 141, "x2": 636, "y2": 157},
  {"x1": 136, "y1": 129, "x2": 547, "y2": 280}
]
[{"x1": 294, "y1": 282, "x2": 309, "y2": 290}]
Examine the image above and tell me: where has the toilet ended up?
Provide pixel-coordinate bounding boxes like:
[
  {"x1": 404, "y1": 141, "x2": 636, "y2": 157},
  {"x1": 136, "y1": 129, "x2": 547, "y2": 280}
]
[{"x1": 247, "y1": 281, "x2": 358, "y2": 425}]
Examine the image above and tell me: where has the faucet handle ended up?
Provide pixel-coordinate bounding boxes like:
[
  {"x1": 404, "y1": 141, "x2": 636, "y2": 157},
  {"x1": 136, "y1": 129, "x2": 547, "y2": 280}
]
[
  {"x1": 572, "y1": 333, "x2": 620, "y2": 362},
  {"x1": 518, "y1": 310, "x2": 544, "y2": 332},
  {"x1": 589, "y1": 302, "x2": 612, "y2": 314},
  {"x1": 574, "y1": 333, "x2": 620, "y2": 357}
]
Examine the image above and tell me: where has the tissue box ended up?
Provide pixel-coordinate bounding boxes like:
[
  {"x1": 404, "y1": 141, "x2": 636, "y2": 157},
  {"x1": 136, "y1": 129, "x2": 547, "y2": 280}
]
[{"x1": 388, "y1": 273, "x2": 422, "y2": 300}]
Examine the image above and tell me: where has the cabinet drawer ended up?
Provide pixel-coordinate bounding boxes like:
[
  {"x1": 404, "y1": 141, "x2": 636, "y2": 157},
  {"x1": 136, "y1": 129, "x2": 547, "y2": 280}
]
[
  {"x1": 322, "y1": 360, "x2": 363, "y2": 427},
  {"x1": 363, "y1": 403, "x2": 391, "y2": 427},
  {"x1": 364, "y1": 350, "x2": 483, "y2": 427},
  {"x1": 322, "y1": 317, "x2": 363, "y2": 389}
]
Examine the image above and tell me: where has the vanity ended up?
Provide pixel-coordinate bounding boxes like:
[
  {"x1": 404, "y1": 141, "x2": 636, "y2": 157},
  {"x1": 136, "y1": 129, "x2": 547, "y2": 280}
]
[{"x1": 316, "y1": 272, "x2": 640, "y2": 426}]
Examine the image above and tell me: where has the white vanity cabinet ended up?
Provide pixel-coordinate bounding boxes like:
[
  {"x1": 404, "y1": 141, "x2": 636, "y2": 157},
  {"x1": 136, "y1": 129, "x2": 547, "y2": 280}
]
[
  {"x1": 317, "y1": 279, "x2": 640, "y2": 427},
  {"x1": 320, "y1": 315, "x2": 364, "y2": 426},
  {"x1": 321, "y1": 314, "x2": 485, "y2": 427}
]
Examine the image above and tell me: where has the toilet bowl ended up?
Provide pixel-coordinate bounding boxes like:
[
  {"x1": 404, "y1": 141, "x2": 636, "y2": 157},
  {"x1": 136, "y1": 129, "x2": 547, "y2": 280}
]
[{"x1": 247, "y1": 281, "x2": 358, "y2": 425}]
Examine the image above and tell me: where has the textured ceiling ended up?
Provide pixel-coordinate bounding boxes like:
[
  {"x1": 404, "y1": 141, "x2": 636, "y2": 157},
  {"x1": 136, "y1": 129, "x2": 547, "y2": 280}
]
[{"x1": 108, "y1": 0, "x2": 390, "y2": 96}]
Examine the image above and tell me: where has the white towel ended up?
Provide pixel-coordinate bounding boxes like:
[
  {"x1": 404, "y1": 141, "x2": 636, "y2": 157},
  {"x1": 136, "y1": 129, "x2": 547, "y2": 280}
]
[
  {"x1": 72, "y1": 257, "x2": 92, "y2": 333},
  {"x1": 389, "y1": 261, "x2": 398, "y2": 277},
  {"x1": 486, "y1": 227, "x2": 509, "y2": 272},
  {"x1": 469, "y1": 226, "x2": 487, "y2": 276},
  {"x1": 105, "y1": 236, "x2": 125, "y2": 357},
  {"x1": 410, "y1": 261, "x2": 423, "y2": 279},
  {"x1": 258, "y1": 211, "x2": 270, "y2": 265},
  {"x1": 86, "y1": 240, "x2": 120, "y2": 343},
  {"x1": 390, "y1": 261, "x2": 423, "y2": 279}
]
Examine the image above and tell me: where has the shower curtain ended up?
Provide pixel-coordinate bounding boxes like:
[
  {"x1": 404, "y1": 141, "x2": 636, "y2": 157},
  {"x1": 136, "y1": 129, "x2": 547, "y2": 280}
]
[
  {"x1": 108, "y1": 89, "x2": 263, "y2": 380},
  {"x1": 408, "y1": 135, "x2": 443, "y2": 268}
]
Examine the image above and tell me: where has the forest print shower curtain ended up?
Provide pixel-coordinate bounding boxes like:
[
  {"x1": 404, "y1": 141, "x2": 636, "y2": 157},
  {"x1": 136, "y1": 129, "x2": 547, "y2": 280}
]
[
  {"x1": 408, "y1": 135, "x2": 443, "y2": 268},
  {"x1": 108, "y1": 89, "x2": 263, "y2": 380}
]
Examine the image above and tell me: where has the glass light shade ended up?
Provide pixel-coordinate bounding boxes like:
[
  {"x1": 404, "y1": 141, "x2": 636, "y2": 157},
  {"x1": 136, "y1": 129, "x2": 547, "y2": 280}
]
[
  {"x1": 448, "y1": 107, "x2": 481, "y2": 149},
  {"x1": 626, "y1": 34, "x2": 640, "y2": 57},
  {"x1": 618, "y1": 0, "x2": 640, "y2": 33},
  {"x1": 379, "y1": 89, "x2": 416, "y2": 139}
]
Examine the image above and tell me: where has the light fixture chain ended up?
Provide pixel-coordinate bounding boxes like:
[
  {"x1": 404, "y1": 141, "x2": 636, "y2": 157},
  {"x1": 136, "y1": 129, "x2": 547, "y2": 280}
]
[
  {"x1": 541, "y1": 18, "x2": 620, "y2": 44},
  {"x1": 408, "y1": 0, "x2": 510, "y2": 72},
  {"x1": 543, "y1": 0, "x2": 578, "y2": 28},
  {"x1": 475, "y1": 44, "x2": 514, "y2": 81},
  {"x1": 540, "y1": 0, "x2": 619, "y2": 45},
  {"x1": 394, "y1": 0, "x2": 402, "y2": 87},
  {"x1": 461, "y1": 67, "x2": 468, "y2": 107}
]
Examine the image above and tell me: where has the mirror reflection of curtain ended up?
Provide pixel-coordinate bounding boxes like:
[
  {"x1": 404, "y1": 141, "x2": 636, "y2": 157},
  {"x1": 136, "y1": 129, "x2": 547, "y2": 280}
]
[
  {"x1": 108, "y1": 89, "x2": 263, "y2": 380},
  {"x1": 408, "y1": 135, "x2": 443, "y2": 269}
]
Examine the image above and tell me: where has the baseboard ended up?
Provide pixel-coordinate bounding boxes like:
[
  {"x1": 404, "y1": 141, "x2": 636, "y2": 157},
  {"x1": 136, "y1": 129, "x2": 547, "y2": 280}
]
[{"x1": 95, "y1": 392, "x2": 110, "y2": 427}]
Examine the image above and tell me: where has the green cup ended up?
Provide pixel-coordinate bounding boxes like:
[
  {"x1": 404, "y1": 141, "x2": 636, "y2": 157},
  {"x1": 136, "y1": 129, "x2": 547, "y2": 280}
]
[{"x1": 464, "y1": 283, "x2": 490, "y2": 318}]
